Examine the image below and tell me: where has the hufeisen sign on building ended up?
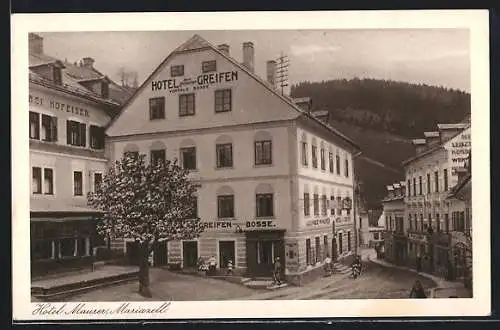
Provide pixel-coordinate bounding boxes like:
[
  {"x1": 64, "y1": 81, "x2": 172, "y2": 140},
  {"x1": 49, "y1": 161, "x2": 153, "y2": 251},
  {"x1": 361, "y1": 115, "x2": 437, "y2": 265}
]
[{"x1": 151, "y1": 71, "x2": 239, "y2": 94}]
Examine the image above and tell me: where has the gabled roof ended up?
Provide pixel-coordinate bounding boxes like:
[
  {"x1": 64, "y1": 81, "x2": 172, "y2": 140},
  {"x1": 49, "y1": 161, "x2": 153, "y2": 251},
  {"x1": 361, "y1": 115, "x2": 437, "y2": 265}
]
[
  {"x1": 107, "y1": 34, "x2": 361, "y2": 152},
  {"x1": 29, "y1": 53, "x2": 64, "y2": 68},
  {"x1": 64, "y1": 62, "x2": 105, "y2": 81}
]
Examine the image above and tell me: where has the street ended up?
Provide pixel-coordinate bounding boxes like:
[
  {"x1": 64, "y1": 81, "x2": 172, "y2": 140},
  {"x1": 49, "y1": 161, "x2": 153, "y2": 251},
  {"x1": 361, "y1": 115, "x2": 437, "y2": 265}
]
[{"x1": 60, "y1": 261, "x2": 436, "y2": 301}]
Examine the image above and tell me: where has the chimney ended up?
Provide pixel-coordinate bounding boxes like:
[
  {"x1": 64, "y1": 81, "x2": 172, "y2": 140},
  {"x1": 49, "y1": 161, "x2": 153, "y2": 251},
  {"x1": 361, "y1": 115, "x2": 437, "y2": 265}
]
[
  {"x1": 217, "y1": 44, "x2": 230, "y2": 55},
  {"x1": 29, "y1": 33, "x2": 44, "y2": 54},
  {"x1": 412, "y1": 138, "x2": 427, "y2": 155},
  {"x1": 424, "y1": 131, "x2": 441, "y2": 148},
  {"x1": 81, "y1": 57, "x2": 95, "y2": 69},
  {"x1": 266, "y1": 60, "x2": 277, "y2": 87},
  {"x1": 242, "y1": 42, "x2": 255, "y2": 72}
]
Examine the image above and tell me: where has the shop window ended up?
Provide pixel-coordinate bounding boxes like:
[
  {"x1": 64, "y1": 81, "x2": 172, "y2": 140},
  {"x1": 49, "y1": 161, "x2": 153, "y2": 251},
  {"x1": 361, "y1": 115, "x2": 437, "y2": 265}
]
[
  {"x1": 256, "y1": 193, "x2": 274, "y2": 218},
  {"x1": 313, "y1": 194, "x2": 319, "y2": 216},
  {"x1": 215, "y1": 89, "x2": 232, "y2": 113},
  {"x1": 202, "y1": 60, "x2": 217, "y2": 73},
  {"x1": 311, "y1": 146, "x2": 318, "y2": 168},
  {"x1": 89, "y1": 125, "x2": 105, "y2": 149},
  {"x1": 43, "y1": 168, "x2": 54, "y2": 195},
  {"x1": 180, "y1": 147, "x2": 196, "y2": 170},
  {"x1": 329, "y1": 152, "x2": 334, "y2": 173},
  {"x1": 179, "y1": 93, "x2": 195, "y2": 117},
  {"x1": 150, "y1": 149, "x2": 166, "y2": 165},
  {"x1": 216, "y1": 143, "x2": 233, "y2": 168},
  {"x1": 29, "y1": 111, "x2": 40, "y2": 140},
  {"x1": 73, "y1": 171, "x2": 83, "y2": 196},
  {"x1": 32, "y1": 167, "x2": 42, "y2": 194},
  {"x1": 303, "y1": 193, "x2": 310, "y2": 216},
  {"x1": 336, "y1": 153, "x2": 341, "y2": 175},
  {"x1": 149, "y1": 97, "x2": 165, "y2": 120},
  {"x1": 255, "y1": 140, "x2": 272, "y2": 165},
  {"x1": 171, "y1": 65, "x2": 184, "y2": 77},
  {"x1": 320, "y1": 148, "x2": 326, "y2": 170},
  {"x1": 301, "y1": 142, "x2": 308, "y2": 166},
  {"x1": 306, "y1": 239, "x2": 311, "y2": 265},
  {"x1": 67, "y1": 120, "x2": 86, "y2": 147},
  {"x1": 217, "y1": 195, "x2": 234, "y2": 219},
  {"x1": 41, "y1": 114, "x2": 57, "y2": 142}
]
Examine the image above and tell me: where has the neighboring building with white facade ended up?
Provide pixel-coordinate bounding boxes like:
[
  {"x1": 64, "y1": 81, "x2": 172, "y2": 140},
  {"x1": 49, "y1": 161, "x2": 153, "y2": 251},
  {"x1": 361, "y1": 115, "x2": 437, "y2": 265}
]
[
  {"x1": 105, "y1": 35, "x2": 360, "y2": 284},
  {"x1": 402, "y1": 119, "x2": 471, "y2": 279},
  {"x1": 28, "y1": 33, "x2": 131, "y2": 276}
]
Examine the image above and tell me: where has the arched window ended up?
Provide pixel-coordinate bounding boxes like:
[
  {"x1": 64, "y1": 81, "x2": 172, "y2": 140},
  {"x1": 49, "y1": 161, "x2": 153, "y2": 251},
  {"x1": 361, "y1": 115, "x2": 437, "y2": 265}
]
[
  {"x1": 179, "y1": 138, "x2": 196, "y2": 170},
  {"x1": 254, "y1": 131, "x2": 272, "y2": 165},
  {"x1": 255, "y1": 183, "x2": 274, "y2": 218},
  {"x1": 215, "y1": 135, "x2": 233, "y2": 168},
  {"x1": 150, "y1": 141, "x2": 166, "y2": 165},
  {"x1": 217, "y1": 185, "x2": 234, "y2": 219},
  {"x1": 123, "y1": 143, "x2": 139, "y2": 159}
]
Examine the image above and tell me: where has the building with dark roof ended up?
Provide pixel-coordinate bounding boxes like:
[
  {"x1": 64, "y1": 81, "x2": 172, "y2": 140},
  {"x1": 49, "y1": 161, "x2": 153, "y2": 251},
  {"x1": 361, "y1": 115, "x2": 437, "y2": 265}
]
[
  {"x1": 28, "y1": 33, "x2": 132, "y2": 277},
  {"x1": 105, "y1": 34, "x2": 361, "y2": 284}
]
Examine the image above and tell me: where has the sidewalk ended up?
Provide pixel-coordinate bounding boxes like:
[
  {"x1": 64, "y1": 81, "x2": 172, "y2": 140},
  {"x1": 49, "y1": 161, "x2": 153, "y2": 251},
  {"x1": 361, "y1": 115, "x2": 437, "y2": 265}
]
[{"x1": 370, "y1": 258, "x2": 471, "y2": 298}]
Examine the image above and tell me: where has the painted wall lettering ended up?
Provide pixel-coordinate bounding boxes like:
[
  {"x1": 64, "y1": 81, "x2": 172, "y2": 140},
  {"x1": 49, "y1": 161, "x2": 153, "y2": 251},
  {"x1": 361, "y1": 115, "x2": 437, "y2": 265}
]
[
  {"x1": 151, "y1": 71, "x2": 238, "y2": 93},
  {"x1": 306, "y1": 218, "x2": 331, "y2": 227},
  {"x1": 29, "y1": 94, "x2": 90, "y2": 118}
]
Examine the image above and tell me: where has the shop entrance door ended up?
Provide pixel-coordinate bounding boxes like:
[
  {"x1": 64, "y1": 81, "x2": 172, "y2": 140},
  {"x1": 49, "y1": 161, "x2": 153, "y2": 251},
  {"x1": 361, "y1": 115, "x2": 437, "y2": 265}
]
[
  {"x1": 219, "y1": 241, "x2": 235, "y2": 269},
  {"x1": 182, "y1": 241, "x2": 198, "y2": 269},
  {"x1": 245, "y1": 231, "x2": 285, "y2": 278},
  {"x1": 153, "y1": 240, "x2": 168, "y2": 267}
]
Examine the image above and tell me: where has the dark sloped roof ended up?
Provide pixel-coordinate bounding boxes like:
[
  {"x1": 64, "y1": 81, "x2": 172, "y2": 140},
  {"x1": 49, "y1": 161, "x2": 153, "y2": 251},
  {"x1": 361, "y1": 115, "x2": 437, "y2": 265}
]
[{"x1": 29, "y1": 53, "x2": 63, "y2": 68}]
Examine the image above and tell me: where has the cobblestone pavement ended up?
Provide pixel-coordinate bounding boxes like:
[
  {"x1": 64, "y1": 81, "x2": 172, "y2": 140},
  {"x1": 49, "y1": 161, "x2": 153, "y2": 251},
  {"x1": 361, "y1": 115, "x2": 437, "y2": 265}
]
[{"x1": 60, "y1": 268, "x2": 262, "y2": 301}]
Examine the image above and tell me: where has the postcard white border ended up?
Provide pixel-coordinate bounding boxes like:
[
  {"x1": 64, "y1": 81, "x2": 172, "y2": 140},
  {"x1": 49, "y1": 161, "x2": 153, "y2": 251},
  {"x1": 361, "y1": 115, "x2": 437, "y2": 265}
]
[{"x1": 12, "y1": 10, "x2": 490, "y2": 320}]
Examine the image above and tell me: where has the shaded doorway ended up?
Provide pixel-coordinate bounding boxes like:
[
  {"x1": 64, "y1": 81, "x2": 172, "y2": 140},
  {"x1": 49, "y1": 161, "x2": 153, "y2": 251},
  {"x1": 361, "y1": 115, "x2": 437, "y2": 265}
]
[
  {"x1": 182, "y1": 241, "x2": 198, "y2": 269},
  {"x1": 153, "y1": 240, "x2": 168, "y2": 267},
  {"x1": 219, "y1": 241, "x2": 235, "y2": 269},
  {"x1": 246, "y1": 231, "x2": 284, "y2": 277}
]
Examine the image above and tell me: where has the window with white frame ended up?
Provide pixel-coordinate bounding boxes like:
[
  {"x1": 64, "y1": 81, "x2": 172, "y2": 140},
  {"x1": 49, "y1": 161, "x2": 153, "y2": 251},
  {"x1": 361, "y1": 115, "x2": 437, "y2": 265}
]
[{"x1": 73, "y1": 171, "x2": 83, "y2": 196}]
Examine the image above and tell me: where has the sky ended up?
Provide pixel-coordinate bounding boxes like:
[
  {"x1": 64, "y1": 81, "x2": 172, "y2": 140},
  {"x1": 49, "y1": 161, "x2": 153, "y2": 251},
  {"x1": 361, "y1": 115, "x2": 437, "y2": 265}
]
[{"x1": 37, "y1": 29, "x2": 470, "y2": 93}]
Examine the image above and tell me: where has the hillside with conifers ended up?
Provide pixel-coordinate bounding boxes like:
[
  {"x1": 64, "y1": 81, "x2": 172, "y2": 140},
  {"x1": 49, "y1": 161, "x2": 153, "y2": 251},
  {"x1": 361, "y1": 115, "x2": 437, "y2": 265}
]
[{"x1": 290, "y1": 78, "x2": 471, "y2": 210}]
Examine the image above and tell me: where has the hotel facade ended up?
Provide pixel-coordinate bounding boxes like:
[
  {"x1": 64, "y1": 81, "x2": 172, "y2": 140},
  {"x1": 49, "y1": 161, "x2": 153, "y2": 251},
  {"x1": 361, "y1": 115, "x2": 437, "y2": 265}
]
[
  {"x1": 28, "y1": 33, "x2": 131, "y2": 276},
  {"x1": 382, "y1": 118, "x2": 471, "y2": 283},
  {"x1": 106, "y1": 35, "x2": 361, "y2": 283}
]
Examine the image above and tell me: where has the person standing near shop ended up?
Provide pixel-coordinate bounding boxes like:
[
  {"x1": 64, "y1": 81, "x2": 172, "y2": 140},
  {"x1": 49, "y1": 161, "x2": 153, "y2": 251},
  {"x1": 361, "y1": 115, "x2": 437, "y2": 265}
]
[
  {"x1": 273, "y1": 257, "x2": 282, "y2": 286},
  {"x1": 208, "y1": 255, "x2": 217, "y2": 276}
]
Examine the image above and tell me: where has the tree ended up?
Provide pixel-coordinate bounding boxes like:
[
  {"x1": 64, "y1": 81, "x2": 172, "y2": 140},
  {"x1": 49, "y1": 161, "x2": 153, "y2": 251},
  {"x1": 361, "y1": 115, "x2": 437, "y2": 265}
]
[{"x1": 87, "y1": 154, "x2": 204, "y2": 297}]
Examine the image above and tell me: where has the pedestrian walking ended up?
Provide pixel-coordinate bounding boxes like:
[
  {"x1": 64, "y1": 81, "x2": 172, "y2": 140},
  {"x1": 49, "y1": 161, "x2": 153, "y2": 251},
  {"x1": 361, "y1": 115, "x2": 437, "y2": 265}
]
[
  {"x1": 409, "y1": 280, "x2": 427, "y2": 298},
  {"x1": 273, "y1": 257, "x2": 282, "y2": 286}
]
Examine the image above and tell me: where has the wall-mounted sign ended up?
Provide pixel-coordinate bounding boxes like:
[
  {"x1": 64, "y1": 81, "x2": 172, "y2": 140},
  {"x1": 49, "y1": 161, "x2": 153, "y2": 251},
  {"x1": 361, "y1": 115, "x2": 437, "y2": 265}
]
[
  {"x1": 151, "y1": 71, "x2": 239, "y2": 94},
  {"x1": 202, "y1": 219, "x2": 278, "y2": 231},
  {"x1": 306, "y1": 218, "x2": 331, "y2": 227},
  {"x1": 445, "y1": 130, "x2": 471, "y2": 175},
  {"x1": 202, "y1": 221, "x2": 234, "y2": 230},
  {"x1": 29, "y1": 94, "x2": 90, "y2": 118},
  {"x1": 245, "y1": 220, "x2": 276, "y2": 229},
  {"x1": 408, "y1": 233, "x2": 426, "y2": 241}
]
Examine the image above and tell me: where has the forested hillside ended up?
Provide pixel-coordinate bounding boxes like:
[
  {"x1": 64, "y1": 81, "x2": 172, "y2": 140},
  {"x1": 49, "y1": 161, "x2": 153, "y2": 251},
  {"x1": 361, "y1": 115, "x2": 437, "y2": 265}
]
[
  {"x1": 291, "y1": 78, "x2": 470, "y2": 138},
  {"x1": 290, "y1": 78, "x2": 471, "y2": 208}
]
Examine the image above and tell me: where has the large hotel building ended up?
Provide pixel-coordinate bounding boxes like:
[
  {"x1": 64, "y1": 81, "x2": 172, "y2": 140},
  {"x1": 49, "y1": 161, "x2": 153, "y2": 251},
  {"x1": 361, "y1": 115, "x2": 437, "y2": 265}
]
[
  {"x1": 105, "y1": 35, "x2": 361, "y2": 283},
  {"x1": 28, "y1": 33, "x2": 132, "y2": 276}
]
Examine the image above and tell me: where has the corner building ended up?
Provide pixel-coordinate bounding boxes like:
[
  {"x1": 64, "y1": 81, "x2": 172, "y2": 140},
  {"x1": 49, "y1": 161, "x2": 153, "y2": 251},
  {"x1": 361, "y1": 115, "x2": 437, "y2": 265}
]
[{"x1": 106, "y1": 35, "x2": 360, "y2": 284}]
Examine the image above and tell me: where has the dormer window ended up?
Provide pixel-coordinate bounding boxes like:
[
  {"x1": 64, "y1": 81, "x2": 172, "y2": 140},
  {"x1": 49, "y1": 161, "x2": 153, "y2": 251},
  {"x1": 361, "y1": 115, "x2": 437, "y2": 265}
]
[
  {"x1": 53, "y1": 66, "x2": 62, "y2": 85},
  {"x1": 101, "y1": 81, "x2": 109, "y2": 99}
]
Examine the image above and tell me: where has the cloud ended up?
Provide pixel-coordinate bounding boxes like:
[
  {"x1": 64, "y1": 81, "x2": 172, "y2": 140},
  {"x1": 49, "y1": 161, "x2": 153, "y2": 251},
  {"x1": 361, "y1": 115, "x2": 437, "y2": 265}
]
[{"x1": 290, "y1": 44, "x2": 341, "y2": 56}]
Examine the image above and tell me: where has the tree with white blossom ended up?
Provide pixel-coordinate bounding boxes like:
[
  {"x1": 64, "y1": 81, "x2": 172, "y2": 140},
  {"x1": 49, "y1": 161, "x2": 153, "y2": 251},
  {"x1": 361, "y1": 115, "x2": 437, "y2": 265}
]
[{"x1": 88, "y1": 154, "x2": 203, "y2": 297}]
